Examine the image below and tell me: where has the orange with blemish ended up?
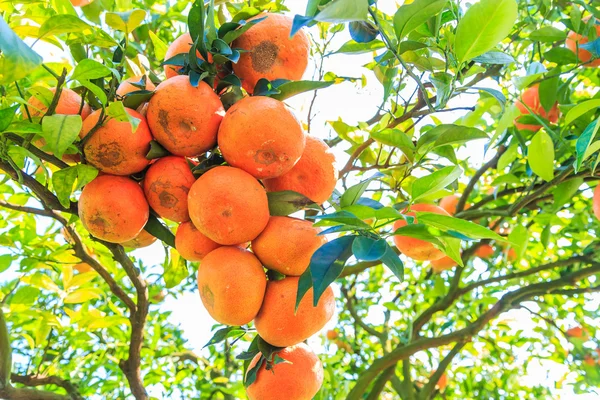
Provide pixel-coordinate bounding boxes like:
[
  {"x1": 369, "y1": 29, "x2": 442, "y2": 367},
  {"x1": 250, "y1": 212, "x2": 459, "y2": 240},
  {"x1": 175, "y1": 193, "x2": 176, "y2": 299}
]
[
  {"x1": 175, "y1": 221, "x2": 222, "y2": 262},
  {"x1": 393, "y1": 204, "x2": 450, "y2": 261},
  {"x1": 120, "y1": 229, "x2": 157, "y2": 249},
  {"x1": 163, "y1": 33, "x2": 212, "y2": 79}
]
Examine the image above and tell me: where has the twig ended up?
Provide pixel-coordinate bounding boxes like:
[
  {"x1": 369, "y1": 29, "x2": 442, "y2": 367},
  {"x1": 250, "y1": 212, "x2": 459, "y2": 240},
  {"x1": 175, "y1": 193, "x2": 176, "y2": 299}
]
[{"x1": 10, "y1": 373, "x2": 83, "y2": 400}]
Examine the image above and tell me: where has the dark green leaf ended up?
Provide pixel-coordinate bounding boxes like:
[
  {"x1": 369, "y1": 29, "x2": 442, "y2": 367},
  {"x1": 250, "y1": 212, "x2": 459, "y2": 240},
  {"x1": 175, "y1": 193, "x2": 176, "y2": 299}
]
[
  {"x1": 269, "y1": 80, "x2": 333, "y2": 101},
  {"x1": 0, "y1": 105, "x2": 19, "y2": 132},
  {"x1": 575, "y1": 118, "x2": 600, "y2": 172},
  {"x1": 122, "y1": 90, "x2": 154, "y2": 109},
  {"x1": 310, "y1": 235, "x2": 356, "y2": 306},
  {"x1": 380, "y1": 242, "x2": 403, "y2": 281},
  {"x1": 204, "y1": 326, "x2": 246, "y2": 348},
  {"x1": 222, "y1": 16, "x2": 267, "y2": 44},
  {"x1": 473, "y1": 51, "x2": 515, "y2": 64},
  {"x1": 267, "y1": 191, "x2": 320, "y2": 216},
  {"x1": 544, "y1": 47, "x2": 578, "y2": 65},
  {"x1": 144, "y1": 215, "x2": 175, "y2": 247},
  {"x1": 349, "y1": 21, "x2": 378, "y2": 43},
  {"x1": 352, "y1": 236, "x2": 387, "y2": 261}
]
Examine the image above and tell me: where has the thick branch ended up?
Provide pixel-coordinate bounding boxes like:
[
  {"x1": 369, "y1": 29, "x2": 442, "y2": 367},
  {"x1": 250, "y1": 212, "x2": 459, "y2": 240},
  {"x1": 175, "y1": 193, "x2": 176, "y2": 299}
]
[
  {"x1": 0, "y1": 385, "x2": 70, "y2": 400},
  {"x1": 419, "y1": 341, "x2": 466, "y2": 400},
  {"x1": 366, "y1": 365, "x2": 396, "y2": 400},
  {"x1": 10, "y1": 374, "x2": 82, "y2": 400},
  {"x1": 4, "y1": 133, "x2": 69, "y2": 169}
]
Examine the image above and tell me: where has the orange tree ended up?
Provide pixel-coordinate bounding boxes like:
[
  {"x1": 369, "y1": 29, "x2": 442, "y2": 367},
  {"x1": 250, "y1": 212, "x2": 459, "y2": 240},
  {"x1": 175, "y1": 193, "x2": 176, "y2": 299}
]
[{"x1": 1, "y1": 0, "x2": 600, "y2": 399}]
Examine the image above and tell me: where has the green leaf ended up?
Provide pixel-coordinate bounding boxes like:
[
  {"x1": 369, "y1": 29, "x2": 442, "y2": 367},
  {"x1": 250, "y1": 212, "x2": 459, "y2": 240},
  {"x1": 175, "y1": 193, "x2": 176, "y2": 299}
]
[
  {"x1": 221, "y1": 16, "x2": 267, "y2": 44},
  {"x1": 164, "y1": 248, "x2": 188, "y2": 289},
  {"x1": 370, "y1": 129, "x2": 415, "y2": 162},
  {"x1": 314, "y1": 0, "x2": 368, "y2": 23},
  {"x1": 418, "y1": 124, "x2": 488, "y2": 151},
  {"x1": 552, "y1": 178, "x2": 583, "y2": 210},
  {"x1": 295, "y1": 267, "x2": 313, "y2": 312},
  {"x1": 529, "y1": 26, "x2": 566, "y2": 43},
  {"x1": 497, "y1": 142, "x2": 519, "y2": 170},
  {"x1": 490, "y1": 104, "x2": 520, "y2": 148},
  {"x1": 411, "y1": 166, "x2": 462, "y2": 201},
  {"x1": 575, "y1": 118, "x2": 600, "y2": 172},
  {"x1": 64, "y1": 288, "x2": 102, "y2": 304},
  {"x1": 393, "y1": 0, "x2": 446, "y2": 40},
  {"x1": 380, "y1": 243, "x2": 403, "y2": 281},
  {"x1": 0, "y1": 309, "x2": 11, "y2": 389},
  {"x1": 122, "y1": 90, "x2": 154, "y2": 109},
  {"x1": 105, "y1": 102, "x2": 140, "y2": 133},
  {"x1": 244, "y1": 357, "x2": 264, "y2": 388},
  {"x1": 0, "y1": 255, "x2": 11, "y2": 274},
  {"x1": 267, "y1": 191, "x2": 320, "y2": 216},
  {"x1": 146, "y1": 140, "x2": 170, "y2": 160},
  {"x1": 77, "y1": 79, "x2": 108, "y2": 106},
  {"x1": 340, "y1": 173, "x2": 382, "y2": 208},
  {"x1": 352, "y1": 237, "x2": 387, "y2": 261},
  {"x1": 38, "y1": 14, "x2": 91, "y2": 38},
  {"x1": 0, "y1": 105, "x2": 19, "y2": 132},
  {"x1": 71, "y1": 59, "x2": 111, "y2": 81},
  {"x1": 52, "y1": 164, "x2": 98, "y2": 208},
  {"x1": 144, "y1": 215, "x2": 175, "y2": 247},
  {"x1": 507, "y1": 224, "x2": 529, "y2": 261},
  {"x1": 415, "y1": 212, "x2": 505, "y2": 241},
  {"x1": 105, "y1": 10, "x2": 146, "y2": 32},
  {"x1": 473, "y1": 51, "x2": 515, "y2": 64},
  {"x1": 149, "y1": 31, "x2": 168, "y2": 60},
  {"x1": 544, "y1": 47, "x2": 578, "y2": 65},
  {"x1": 41, "y1": 114, "x2": 83, "y2": 159},
  {"x1": 454, "y1": 0, "x2": 518, "y2": 64},
  {"x1": 538, "y1": 70, "x2": 559, "y2": 113},
  {"x1": 0, "y1": 17, "x2": 43, "y2": 84},
  {"x1": 334, "y1": 40, "x2": 386, "y2": 54},
  {"x1": 313, "y1": 211, "x2": 372, "y2": 229},
  {"x1": 565, "y1": 99, "x2": 600, "y2": 125},
  {"x1": 204, "y1": 326, "x2": 246, "y2": 348},
  {"x1": 528, "y1": 130, "x2": 554, "y2": 182},
  {"x1": 310, "y1": 235, "x2": 356, "y2": 306},
  {"x1": 269, "y1": 80, "x2": 333, "y2": 101}
]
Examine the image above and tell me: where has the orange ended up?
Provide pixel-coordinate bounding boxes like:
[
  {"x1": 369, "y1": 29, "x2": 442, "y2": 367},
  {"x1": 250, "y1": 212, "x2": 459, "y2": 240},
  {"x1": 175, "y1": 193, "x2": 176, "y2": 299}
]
[
  {"x1": 175, "y1": 221, "x2": 222, "y2": 262},
  {"x1": 566, "y1": 326, "x2": 587, "y2": 338},
  {"x1": 70, "y1": 0, "x2": 93, "y2": 6},
  {"x1": 142, "y1": 156, "x2": 195, "y2": 222},
  {"x1": 81, "y1": 108, "x2": 152, "y2": 175},
  {"x1": 73, "y1": 263, "x2": 93, "y2": 273},
  {"x1": 78, "y1": 175, "x2": 149, "y2": 243},
  {"x1": 566, "y1": 21, "x2": 600, "y2": 68},
  {"x1": 474, "y1": 244, "x2": 495, "y2": 259},
  {"x1": 251, "y1": 216, "x2": 326, "y2": 276},
  {"x1": 584, "y1": 354, "x2": 596, "y2": 367},
  {"x1": 146, "y1": 75, "x2": 224, "y2": 157},
  {"x1": 514, "y1": 85, "x2": 559, "y2": 132},
  {"x1": 439, "y1": 194, "x2": 470, "y2": 215},
  {"x1": 116, "y1": 75, "x2": 156, "y2": 97},
  {"x1": 437, "y1": 373, "x2": 448, "y2": 391},
  {"x1": 254, "y1": 276, "x2": 335, "y2": 347},
  {"x1": 246, "y1": 343, "x2": 323, "y2": 400},
  {"x1": 593, "y1": 185, "x2": 600, "y2": 221},
  {"x1": 218, "y1": 96, "x2": 305, "y2": 179},
  {"x1": 27, "y1": 87, "x2": 91, "y2": 120},
  {"x1": 505, "y1": 248, "x2": 517, "y2": 261},
  {"x1": 326, "y1": 329, "x2": 338, "y2": 340},
  {"x1": 197, "y1": 246, "x2": 266, "y2": 325},
  {"x1": 263, "y1": 136, "x2": 338, "y2": 204},
  {"x1": 187, "y1": 166, "x2": 269, "y2": 245},
  {"x1": 120, "y1": 229, "x2": 157, "y2": 249},
  {"x1": 430, "y1": 256, "x2": 457, "y2": 273},
  {"x1": 393, "y1": 204, "x2": 450, "y2": 261},
  {"x1": 232, "y1": 13, "x2": 310, "y2": 93},
  {"x1": 163, "y1": 33, "x2": 212, "y2": 79}
]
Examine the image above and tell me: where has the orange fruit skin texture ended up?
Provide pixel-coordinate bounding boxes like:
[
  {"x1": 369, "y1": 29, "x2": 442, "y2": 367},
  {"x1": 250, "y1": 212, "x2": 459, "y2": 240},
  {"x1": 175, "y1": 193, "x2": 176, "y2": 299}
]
[
  {"x1": 251, "y1": 216, "x2": 326, "y2": 276},
  {"x1": 263, "y1": 136, "x2": 338, "y2": 204},
  {"x1": 78, "y1": 175, "x2": 149, "y2": 243},
  {"x1": 246, "y1": 343, "x2": 324, "y2": 400},
  {"x1": 175, "y1": 221, "x2": 221, "y2": 262},
  {"x1": 116, "y1": 75, "x2": 156, "y2": 97},
  {"x1": 439, "y1": 194, "x2": 470, "y2": 215},
  {"x1": 430, "y1": 256, "x2": 457, "y2": 273},
  {"x1": 70, "y1": 0, "x2": 93, "y2": 6},
  {"x1": 81, "y1": 108, "x2": 152, "y2": 175},
  {"x1": 233, "y1": 13, "x2": 310, "y2": 93},
  {"x1": 566, "y1": 23, "x2": 600, "y2": 68},
  {"x1": 254, "y1": 276, "x2": 335, "y2": 347},
  {"x1": 120, "y1": 229, "x2": 157, "y2": 249},
  {"x1": 146, "y1": 76, "x2": 224, "y2": 157},
  {"x1": 566, "y1": 326, "x2": 586, "y2": 338},
  {"x1": 142, "y1": 156, "x2": 195, "y2": 222},
  {"x1": 218, "y1": 96, "x2": 306, "y2": 179},
  {"x1": 474, "y1": 244, "x2": 495, "y2": 259},
  {"x1": 593, "y1": 185, "x2": 600, "y2": 221},
  {"x1": 514, "y1": 85, "x2": 559, "y2": 132},
  {"x1": 326, "y1": 329, "x2": 339, "y2": 340},
  {"x1": 505, "y1": 248, "x2": 517, "y2": 261},
  {"x1": 188, "y1": 166, "x2": 269, "y2": 245},
  {"x1": 73, "y1": 262, "x2": 93, "y2": 273},
  {"x1": 27, "y1": 87, "x2": 91, "y2": 120},
  {"x1": 197, "y1": 246, "x2": 267, "y2": 325},
  {"x1": 393, "y1": 204, "x2": 450, "y2": 261}
]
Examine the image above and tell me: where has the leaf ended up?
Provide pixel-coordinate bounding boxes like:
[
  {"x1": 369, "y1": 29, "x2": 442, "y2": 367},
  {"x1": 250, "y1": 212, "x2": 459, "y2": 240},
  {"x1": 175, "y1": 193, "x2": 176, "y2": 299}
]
[
  {"x1": 64, "y1": 288, "x2": 102, "y2": 304},
  {"x1": 393, "y1": 0, "x2": 446, "y2": 40},
  {"x1": 105, "y1": 10, "x2": 146, "y2": 32},
  {"x1": 473, "y1": 51, "x2": 515, "y2": 64},
  {"x1": 454, "y1": 0, "x2": 518, "y2": 64},
  {"x1": 497, "y1": 142, "x2": 519, "y2": 170},
  {"x1": 411, "y1": 166, "x2": 462, "y2": 201},
  {"x1": 507, "y1": 224, "x2": 529, "y2": 261},
  {"x1": 52, "y1": 164, "x2": 98, "y2": 208},
  {"x1": 0, "y1": 17, "x2": 43, "y2": 84},
  {"x1": 0, "y1": 255, "x2": 11, "y2": 274},
  {"x1": 314, "y1": 0, "x2": 368, "y2": 23},
  {"x1": 149, "y1": 31, "x2": 168, "y2": 60},
  {"x1": 380, "y1": 243, "x2": 403, "y2": 281},
  {"x1": 0, "y1": 105, "x2": 19, "y2": 132},
  {"x1": 244, "y1": 357, "x2": 264, "y2": 388},
  {"x1": 424, "y1": 124, "x2": 488, "y2": 150},
  {"x1": 565, "y1": 99, "x2": 600, "y2": 125},
  {"x1": 310, "y1": 236, "x2": 356, "y2": 306},
  {"x1": 552, "y1": 178, "x2": 583, "y2": 210},
  {"x1": 416, "y1": 212, "x2": 505, "y2": 241},
  {"x1": 430, "y1": 72, "x2": 453, "y2": 108},
  {"x1": 269, "y1": 80, "x2": 333, "y2": 101},
  {"x1": 580, "y1": 38, "x2": 600, "y2": 57},
  {"x1": 38, "y1": 14, "x2": 91, "y2": 38},
  {"x1": 352, "y1": 236, "x2": 387, "y2": 261},
  {"x1": 340, "y1": 173, "x2": 383, "y2": 208},
  {"x1": 164, "y1": 248, "x2": 188, "y2": 289},
  {"x1": 204, "y1": 326, "x2": 246, "y2": 348},
  {"x1": 334, "y1": 40, "x2": 386, "y2": 54},
  {"x1": 313, "y1": 211, "x2": 372, "y2": 229},
  {"x1": 544, "y1": 47, "x2": 578, "y2": 65},
  {"x1": 474, "y1": 87, "x2": 507, "y2": 109},
  {"x1": 41, "y1": 114, "x2": 82, "y2": 159},
  {"x1": 574, "y1": 118, "x2": 600, "y2": 172},
  {"x1": 0, "y1": 309, "x2": 11, "y2": 389},
  {"x1": 490, "y1": 104, "x2": 520, "y2": 148},
  {"x1": 221, "y1": 16, "x2": 267, "y2": 44},
  {"x1": 529, "y1": 26, "x2": 567, "y2": 42},
  {"x1": 538, "y1": 70, "x2": 559, "y2": 113},
  {"x1": 105, "y1": 102, "x2": 140, "y2": 133},
  {"x1": 370, "y1": 129, "x2": 415, "y2": 162},
  {"x1": 528, "y1": 130, "x2": 554, "y2": 182},
  {"x1": 349, "y1": 21, "x2": 378, "y2": 43},
  {"x1": 71, "y1": 59, "x2": 112, "y2": 81},
  {"x1": 77, "y1": 79, "x2": 108, "y2": 106},
  {"x1": 267, "y1": 191, "x2": 320, "y2": 216},
  {"x1": 144, "y1": 215, "x2": 175, "y2": 247},
  {"x1": 295, "y1": 267, "x2": 313, "y2": 311},
  {"x1": 122, "y1": 90, "x2": 154, "y2": 109},
  {"x1": 146, "y1": 140, "x2": 170, "y2": 160}
]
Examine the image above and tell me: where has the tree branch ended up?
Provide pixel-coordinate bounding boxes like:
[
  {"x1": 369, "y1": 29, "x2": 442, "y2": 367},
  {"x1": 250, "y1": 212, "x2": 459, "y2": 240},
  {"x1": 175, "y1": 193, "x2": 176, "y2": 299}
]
[
  {"x1": 340, "y1": 286, "x2": 384, "y2": 339},
  {"x1": 419, "y1": 341, "x2": 466, "y2": 400},
  {"x1": 10, "y1": 374, "x2": 83, "y2": 400},
  {"x1": 366, "y1": 365, "x2": 396, "y2": 400}
]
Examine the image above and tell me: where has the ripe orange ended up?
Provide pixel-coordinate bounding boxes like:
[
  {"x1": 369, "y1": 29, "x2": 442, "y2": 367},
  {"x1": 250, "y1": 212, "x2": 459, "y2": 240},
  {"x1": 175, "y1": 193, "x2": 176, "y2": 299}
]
[
  {"x1": 430, "y1": 256, "x2": 457, "y2": 273},
  {"x1": 78, "y1": 175, "x2": 149, "y2": 243},
  {"x1": 197, "y1": 246, "x2": 266, "y2": 325},
  {"x1": 566, "y1": 326, "x2": 586, "y2": 338},
  {"x1": 142, "y1": 156, "x2": 195, "y2": 222},
  {"x1": 81, "y1": 108, "x2": 152, "y2": 175},
  {"x1": 566, "y1": 21, "x2": 600, "y2": 68},
  {"x1": 474, "y1": 244, "x2": 495, "y2": 259},
  {"x1": 163, "y1": 33, "x2": 212, "y2": 79},
  {"x1": 246, "y1": 343, "x2": 323, "y2": 400},
  {"x1": 437, "y1": 372, "x2": 448, "y2": 391},
  {"x1": 393, "y1": 204, "x2": 450, "y2": 261},
  {"x1": 27, "y1": 87, "x2": 91, "y2": 120},
  {"x1": 254, "y1": 276, "x2": 335, "y2": 347},
  {"x1": 505, "y1": 248, "x2": 517, "y2": 262},
  {"x1": 187, "y1": 166, "x2": 269, "y2": 245},
  {"x1": 70, "y1": 0, "x2": 93, "y2": 6},
  {"x1": 116, "y1": 75, "x2": 156, "y2": 97},
  {"x1": 73, "y1": 262, "x2": 93, "y2": 273},
  {"x1": 120, "y1": 229, "x2": 157, "y2": 249},
  {"x1": 251, "y1": 216, "x2": 326, "y2": 276},
  {"x1": 146, "y1": 75, "x2": 224, "y2": 157},
  {"x1": 326, "y1": 329, "x2": 339, "y2": 340},
  {"x1": 175, "y1": 221, "x2": 222, "y2": 262},
  {"x1": 263, "y1": 136, "x2": 338, "y2": 204},
  {"x1": 218, "y1": 96, "x2": 305, "y2": 179},
  {"x1": 593, "y1": 185, "x2": 600, "y2": 221},
  {"x1": 232, "y1": 13, "x2": 310, "y2": 93},
  {"x1": 439, "y1": 194, "x2": 470, "y2": 215},
  {"x1": 514, "y1": 85, "x2": 559, "y2": 132}
]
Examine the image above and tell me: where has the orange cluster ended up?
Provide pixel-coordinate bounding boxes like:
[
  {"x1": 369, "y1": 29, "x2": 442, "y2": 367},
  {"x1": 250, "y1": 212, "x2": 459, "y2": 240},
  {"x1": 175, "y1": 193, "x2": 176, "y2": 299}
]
[{"x1": 28, "y1": 13, "x2": 337, "y2": 400}]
